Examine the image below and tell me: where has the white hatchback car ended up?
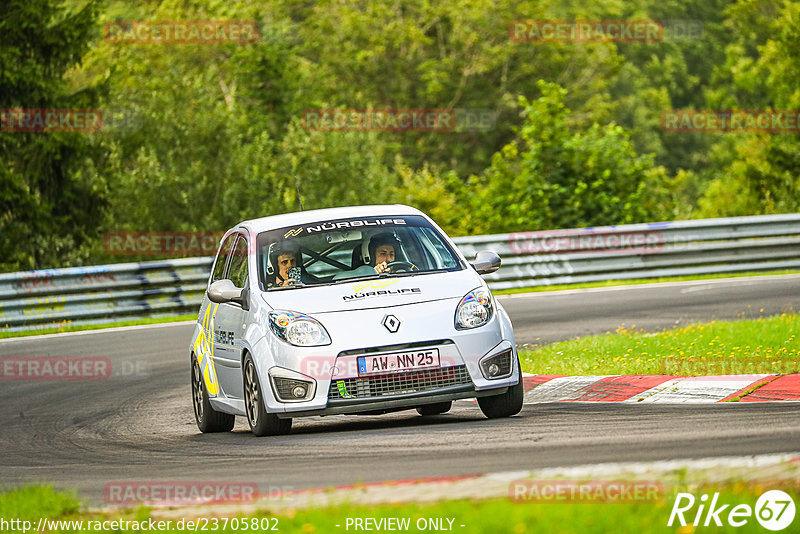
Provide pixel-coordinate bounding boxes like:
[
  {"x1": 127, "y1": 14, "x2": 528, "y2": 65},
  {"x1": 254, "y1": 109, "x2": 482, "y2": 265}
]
[{"x1": 190, "y1": 205, "x2": 522, "y2": 436}]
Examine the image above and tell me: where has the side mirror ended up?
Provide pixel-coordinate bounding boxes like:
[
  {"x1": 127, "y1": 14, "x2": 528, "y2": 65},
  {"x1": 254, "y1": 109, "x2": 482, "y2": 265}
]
[
  {"x1": 208, "y1": 279, "x2": 247, "y2": 307},
  {"x1": 470, "y1": 250, "x2": 501, "y2": 275}
]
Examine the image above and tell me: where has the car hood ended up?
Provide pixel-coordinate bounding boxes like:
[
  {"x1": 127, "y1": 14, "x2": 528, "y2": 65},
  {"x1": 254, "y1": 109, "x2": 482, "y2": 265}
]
[{"x1": 260, "y1": 269, "x2": 483, "y2": 314}]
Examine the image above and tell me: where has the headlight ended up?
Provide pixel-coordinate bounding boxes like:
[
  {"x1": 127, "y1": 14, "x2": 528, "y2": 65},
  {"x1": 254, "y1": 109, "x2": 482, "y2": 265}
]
[
  {"x1": 455, "y1": 288, "x2": 494, "y2": 330},
  {"x1": 269, "y1": 311, "x2": 331, "y2": 346}
]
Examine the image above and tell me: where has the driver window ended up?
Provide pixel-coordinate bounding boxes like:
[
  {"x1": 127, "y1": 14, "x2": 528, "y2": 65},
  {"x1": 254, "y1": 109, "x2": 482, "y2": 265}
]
[
  {"x1": 211, "y1": 234, "x2": 235, "y2": 283},
  {"x1": 227, "y1": 234, "x2": 249, "y2": 288}
]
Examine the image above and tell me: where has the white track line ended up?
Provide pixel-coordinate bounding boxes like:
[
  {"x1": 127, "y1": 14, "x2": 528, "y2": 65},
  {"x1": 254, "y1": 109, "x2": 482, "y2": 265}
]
[
  {"x1": 0, "y1": 320, "x2": 195, "y2": 344},
  {"x1": 496, "y1": 273, "x2": 800, "y2": 300}
]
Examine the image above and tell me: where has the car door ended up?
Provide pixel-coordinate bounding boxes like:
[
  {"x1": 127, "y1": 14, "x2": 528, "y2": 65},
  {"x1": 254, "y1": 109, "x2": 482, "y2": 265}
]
[
  {"x1": 210, "y1": 232, "x2": 248, "y2": 400},
  {"x1": 195, "y1": 233, "x2": 236, "y2": 400}
]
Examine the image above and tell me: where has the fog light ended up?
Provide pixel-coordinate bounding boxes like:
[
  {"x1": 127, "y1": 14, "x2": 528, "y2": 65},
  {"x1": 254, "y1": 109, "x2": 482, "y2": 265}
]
[
  {"x1": 271, "y1": 375, "x2": 315, "y2": 402},
  {"x1": 479, "y1": 349, "x2": 513, "y2": 380}
]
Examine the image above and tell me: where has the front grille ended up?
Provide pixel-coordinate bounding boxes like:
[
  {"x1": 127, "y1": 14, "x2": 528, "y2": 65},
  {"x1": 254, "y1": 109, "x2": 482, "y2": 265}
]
[{"x1": 328, "y1": 365, "x2": 472, "y2": 400}]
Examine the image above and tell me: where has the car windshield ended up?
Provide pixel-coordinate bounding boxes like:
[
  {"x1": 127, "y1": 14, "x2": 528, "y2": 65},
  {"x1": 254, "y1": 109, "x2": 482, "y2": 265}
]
[{"x1": 257, "y1": 215, "x2": 463, "y2": 290}]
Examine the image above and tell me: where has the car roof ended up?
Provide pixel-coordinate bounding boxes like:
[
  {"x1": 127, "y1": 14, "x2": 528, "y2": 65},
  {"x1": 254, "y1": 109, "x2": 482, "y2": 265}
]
[{"x1": 236, "y1": 204, "x2": 426, "y2": 234}]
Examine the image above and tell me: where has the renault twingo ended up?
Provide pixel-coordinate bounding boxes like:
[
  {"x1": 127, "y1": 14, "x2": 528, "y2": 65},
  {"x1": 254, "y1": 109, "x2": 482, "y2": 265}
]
[{"x1": 190, "y1": 205, "x2": 522, "y2": 436}]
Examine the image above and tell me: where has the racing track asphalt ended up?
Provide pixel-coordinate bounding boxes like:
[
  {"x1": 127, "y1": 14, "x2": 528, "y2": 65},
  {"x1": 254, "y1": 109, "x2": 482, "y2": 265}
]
[
  {"x1": 1, "y1": 275, "x2": 799, "y2": 504},
  {"x1": 501, "y1": 274, "x2": 800, "y2": 345}
]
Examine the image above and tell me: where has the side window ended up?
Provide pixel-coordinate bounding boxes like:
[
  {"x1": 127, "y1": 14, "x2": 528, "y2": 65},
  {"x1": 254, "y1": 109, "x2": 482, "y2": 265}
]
[
  {"x1": 211, "y1": 234, "x2": 235, "y2": 283},
  {"x1": 420, "y1": 228, "x2": 458, "y2": 269},
  {"x1": 227, "y1": 235, "x2": 249, "y2": 288}
]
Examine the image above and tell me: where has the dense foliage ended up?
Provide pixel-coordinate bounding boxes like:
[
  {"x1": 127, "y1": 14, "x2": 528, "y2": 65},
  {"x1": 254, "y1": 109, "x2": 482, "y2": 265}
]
[
  {"x1": 2, "y1": 0, "x2": 799, "y2": 270},
  {"x1": 0, "y1": 0, "x2": 106, "y2": 271}
]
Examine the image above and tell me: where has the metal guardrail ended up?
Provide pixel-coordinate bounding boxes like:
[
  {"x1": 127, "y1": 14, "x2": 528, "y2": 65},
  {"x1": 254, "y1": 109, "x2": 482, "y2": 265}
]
[
  {"x1": 456, "y1": 213, "x2": 800, "y2": 290},
  {"x1": 2, "y1": 214, "x2": 799, "y2": 332},
  {"x1": 0, "y1": 258, "x2": 212, "y2": 332}
]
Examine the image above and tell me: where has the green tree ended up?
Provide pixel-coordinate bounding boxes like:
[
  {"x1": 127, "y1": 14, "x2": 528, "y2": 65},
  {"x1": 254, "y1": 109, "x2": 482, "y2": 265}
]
[
  {"x1": 698, "y1": 0, "x2": 800, "y2": 216},
  {"x1": 611, "y1": 0, "x2": 735, "y2": 174},
  {"x1": 293, "y1": 0, "x2": 625, "y2": 177},
  {"x1": 79, "y1": 0, "x2": 401, "y2": 264},
  {"x1": 389, "y1": 162, "x2": 472, "y2": 236},
  {"x1": 467, "y1": 81, "x2": 668, "y2": 234},
  {"x1": 0, "y1": 0, "x2": 106, "y2": 271}
]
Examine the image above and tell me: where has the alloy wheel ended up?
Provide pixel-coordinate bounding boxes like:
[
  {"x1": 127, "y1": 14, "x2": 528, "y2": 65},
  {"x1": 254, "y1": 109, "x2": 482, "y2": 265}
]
[{"x1": 244, "y1": 360, "x2": 260, "y2": 427}]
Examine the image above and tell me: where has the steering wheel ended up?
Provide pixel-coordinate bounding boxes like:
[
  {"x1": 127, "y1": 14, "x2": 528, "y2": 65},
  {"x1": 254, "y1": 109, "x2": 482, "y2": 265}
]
[{"x1": 385, "y1": 261, "x2": 418, "y2": 273}]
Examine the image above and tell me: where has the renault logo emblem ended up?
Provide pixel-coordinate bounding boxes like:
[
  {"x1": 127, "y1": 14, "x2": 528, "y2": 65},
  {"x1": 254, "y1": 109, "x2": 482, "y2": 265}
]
[{"x1": 382, "y1": 314, "x2": 400, "y2": 333}]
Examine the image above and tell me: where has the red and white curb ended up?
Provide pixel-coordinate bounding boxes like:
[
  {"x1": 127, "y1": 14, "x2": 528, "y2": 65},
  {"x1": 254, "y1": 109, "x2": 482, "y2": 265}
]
[{"x1": 522, "y1": 373, "x2": 800, "y2": 403}]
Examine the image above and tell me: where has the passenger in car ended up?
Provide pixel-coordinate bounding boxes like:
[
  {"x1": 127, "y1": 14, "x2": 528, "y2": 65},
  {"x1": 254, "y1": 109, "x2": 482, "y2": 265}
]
[{"x1": 268, "y1": 240, "x2": 302, "y2": 287}]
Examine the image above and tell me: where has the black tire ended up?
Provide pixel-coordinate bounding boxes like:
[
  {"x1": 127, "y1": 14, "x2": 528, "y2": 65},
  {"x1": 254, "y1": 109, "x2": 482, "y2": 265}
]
[
  {"x1": 243, "y1": 355, "x2": 292, "y2": 437},
  {"x1": 416, "y1": 401, "x2": 452, "y2": 416},
  {"x1": 191, "y1": 354, "x2": 235, "y2": 433},
  {"x1": 477, "y1": 357, "x2": 524, "y2": 419}
]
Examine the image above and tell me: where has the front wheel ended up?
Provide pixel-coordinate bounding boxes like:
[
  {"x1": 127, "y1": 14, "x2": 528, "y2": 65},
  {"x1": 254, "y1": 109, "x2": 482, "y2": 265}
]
[
  {"x1": 478, "y1": 358, "x2": 524, "y2": 419},
  {"x1": 243, "y1": 355, "x2": 292, "y2": 437},
  {"x1": 191, "y1": 355, "x2": 235, "y2": 433}
]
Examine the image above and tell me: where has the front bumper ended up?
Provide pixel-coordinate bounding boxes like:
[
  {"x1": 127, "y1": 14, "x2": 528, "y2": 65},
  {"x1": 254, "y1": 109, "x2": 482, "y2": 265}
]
[
  {"x1": 258, "y1": 298, "x2": 518, "y2": 416},
  {"x1": 279, "y1": 384, "x2": 508, "y2": 417},
  {"x1": 267, "y1": 341, "x2": 517, "y2": 417}
]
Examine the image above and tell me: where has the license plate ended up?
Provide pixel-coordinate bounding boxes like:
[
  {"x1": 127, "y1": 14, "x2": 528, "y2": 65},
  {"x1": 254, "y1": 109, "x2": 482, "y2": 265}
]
[{"x1": 357, "y1": 349, "x2": 440, "y2": 376}]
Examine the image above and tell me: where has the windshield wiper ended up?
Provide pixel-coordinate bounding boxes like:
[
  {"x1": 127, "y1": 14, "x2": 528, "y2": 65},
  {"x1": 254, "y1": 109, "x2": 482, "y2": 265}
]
[
  {"x1": 382, "y1": 270, "x2": 420, "y2": 277},
  {"x1": 337, "y1": 274, "x2": 382, "y2": 283},
  {"x1": 267, "y1": 282, "x2": 306, "y2": 291}
]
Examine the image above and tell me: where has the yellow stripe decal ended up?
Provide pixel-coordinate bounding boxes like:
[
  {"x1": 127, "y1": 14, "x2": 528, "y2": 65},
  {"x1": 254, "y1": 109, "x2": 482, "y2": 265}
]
[
  {"x1": 194, "y1": 303, "x2": 220, "y2": 397},
  {"x1": 353, "y1": 279, "x2": 400, "y2": 293}
]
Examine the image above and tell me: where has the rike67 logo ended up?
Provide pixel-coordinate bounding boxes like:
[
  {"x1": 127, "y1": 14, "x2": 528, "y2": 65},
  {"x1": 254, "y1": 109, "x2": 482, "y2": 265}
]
[{"x1": 668, "y1": 490, "x2": 796, "y2": 531}]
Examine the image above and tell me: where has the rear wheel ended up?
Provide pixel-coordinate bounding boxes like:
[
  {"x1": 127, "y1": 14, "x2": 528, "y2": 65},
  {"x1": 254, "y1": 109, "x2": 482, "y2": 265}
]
[
  {"x1": 416, "y1": 401, "x2": 452, "y2": 416},
  {"x1": 191, "y1": 355, "x2": 235, "y2": 432},
  {"x1": 243, "y1": 355, "x2": 292, "y2": 437},
  {"x1": 478, "y1": 358, "x2": 524, "y2": 419}
]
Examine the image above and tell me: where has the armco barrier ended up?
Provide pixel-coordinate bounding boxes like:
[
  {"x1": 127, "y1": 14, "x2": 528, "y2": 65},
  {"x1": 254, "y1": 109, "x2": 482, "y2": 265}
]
[
  {"x1": 0, "y1": 258, "x2": 211, "y2": 332},
  {"x1": 455, "y1": 213, "x2": 800, "y2": 290},
  {"x1": 1, "y1": 214, "x2": 799, "y2": 332}
]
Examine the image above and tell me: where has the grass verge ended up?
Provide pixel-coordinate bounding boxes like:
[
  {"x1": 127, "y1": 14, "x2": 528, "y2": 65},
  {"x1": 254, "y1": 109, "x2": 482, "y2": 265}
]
[
  {"x1": 0, "y1": 315, "x2": 196, "y2": 340},
  {"x1": 2, "y1": 484, "x2": 798, "y2": 534},
  {"x1": 520, "y1": 313, "x2": 800, "y2": 376}
]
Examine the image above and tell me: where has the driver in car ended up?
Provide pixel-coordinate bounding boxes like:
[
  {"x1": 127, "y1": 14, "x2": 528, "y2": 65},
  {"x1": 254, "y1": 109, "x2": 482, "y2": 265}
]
[{"x1": 369, "y1": 232, "x2": 400, "y2": 274}]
